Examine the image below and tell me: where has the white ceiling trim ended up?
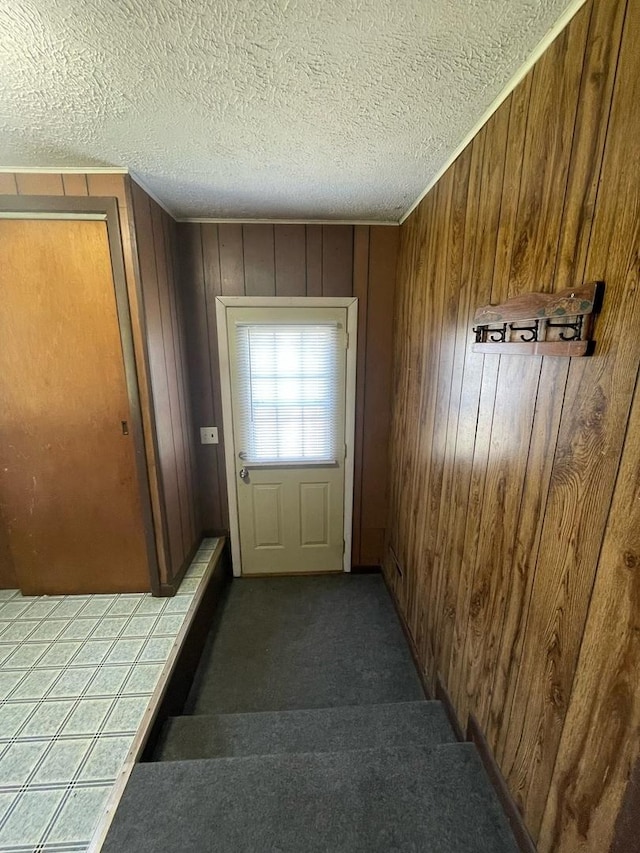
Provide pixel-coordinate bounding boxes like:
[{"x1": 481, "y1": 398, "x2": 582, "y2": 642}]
[
  {"x1": 178, "y1": 218, "x2": 399, "y2": 226},
  {"x1": 399, "y1": 0, "x2": 589, "y2": 224},
  {"x1": 0, "y1": 166, "x2": 128, "y2": 174},
  {"x1": 129, "y1": 172, "x2": 176, "y2": 219}
]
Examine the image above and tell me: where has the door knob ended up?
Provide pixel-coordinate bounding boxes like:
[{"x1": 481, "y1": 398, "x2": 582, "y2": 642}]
[{"x1": 239, "y1": 467, "x2": 249, "y2": 480}]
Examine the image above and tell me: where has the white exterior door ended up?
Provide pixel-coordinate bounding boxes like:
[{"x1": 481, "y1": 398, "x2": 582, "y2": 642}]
[{"x1": 217, "y1": 298, "x2": 357, "y2": 576}]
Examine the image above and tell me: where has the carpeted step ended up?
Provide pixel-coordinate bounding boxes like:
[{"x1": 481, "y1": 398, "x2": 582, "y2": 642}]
[
  {"x1": 104, "y1": 743, "x2": 519, "y2": 853},
  {"x1": 153, "y1": 700, "x2": 457, "y2": 761},
  {"x1": 186, "y1": 575, "x2": 425, "y2": 714}
]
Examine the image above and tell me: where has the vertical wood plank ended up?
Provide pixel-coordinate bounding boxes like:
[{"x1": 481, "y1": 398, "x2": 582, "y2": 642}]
[
  {"x1": 383, "y1": 1, "x2": 640, "y2": 847},
  {"x1": 409, "y1": 173, "x2": 454, "y2": 675},
  {"x1": 501, "y1": 0, "x2": 640, "y2": 831},
  {"x1": 553, "y1": 0, "x2": 627, "y2": 290},
  {"x1": 538, "y1": 376, "x2": 640, "y2": 853},
  {"x1": 178, "y1": 223, "x2": 220, "y2": 533},
  {"x1": 418, "y1": 145, "x2": 472, "y2": 675},
  {"x1": 274, "y1": 225, "x2": 306, "y2": 296},
  {"x1": 164, "y1": 212, "x2": 199, "y2": 545},
  {"x1": 359, "y1": 226, "x2": 398, "y2": 566},
  {"x1": 201, "y1": 224, "x2": 228, "y2": 531},
  {"x1": 507, "y1": 6, "x2": 592, "y2": 292},
  {"x1": 305, "y1": 225, "x2": 323, "y2": 296},
  {"x1": 243, "y1": 224, "x2": 275, "y2": 296},
  {"x1": 449, "y1": 102, "x2": 511, "y2": 721},
  {"x1": 151, "y1": 203, "x2": 192, "y2": 563},
  {"x1": 130, "y1": 186, "x2": 183, "y2": 575},
  {"x1": 121, "y1": 177, "x2": 170, "y2": 585},
  {"x1": 218, "y1": 224, "x2": 245, "y2": 296},
  {"x1": 62, "y1": 174, "x2": 89, "y2": 196},
  {"x1": 351, "y1": 226, "x2": 370, "y2": 567},
  {"x1": 0, "y1": 174, "x2": 18, "y2": 194},
  {"x1": 86, "y1": 174, "x2": 128, "y2": 205},
  {"x1": 15, "y1": 173, "x2": 64, "y2": 196},
  {"x1": 489, "y1": 0, "x2": 626, "y2": 760},
  {"x1": 322, "y1": 226, "x2": 353, "y2": 296},
  {"x1": 432, "y1": 134, "x2": 485, "y2": 693},
  {"x1": 491, "y1": 75, "x2": 532, "y2": 294}
]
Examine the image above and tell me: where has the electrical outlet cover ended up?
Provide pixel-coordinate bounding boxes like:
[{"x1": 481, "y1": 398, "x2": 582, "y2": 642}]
[{"x1": 200, "y1": 426, "x2": 219, "y2": 444}]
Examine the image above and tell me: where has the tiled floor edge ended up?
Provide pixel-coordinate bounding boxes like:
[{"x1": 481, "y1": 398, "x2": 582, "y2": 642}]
[{"x1": 87, "y1": 537, "x2": 226, "y2": 852}]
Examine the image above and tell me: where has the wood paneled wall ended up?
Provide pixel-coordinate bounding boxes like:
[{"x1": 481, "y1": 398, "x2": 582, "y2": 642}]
[
  {"x1": 177, "y1": 222, "x2": 398, "y2": 566},
  {"x1": 0, "y1": 172, "x2": 199, "y2": 591},
  {"x1": 129, "y1": 182, "x2": 200, "y2": 588},
  {"x1": 385, "y1": 0, "x2": 640, "y2": 849}
]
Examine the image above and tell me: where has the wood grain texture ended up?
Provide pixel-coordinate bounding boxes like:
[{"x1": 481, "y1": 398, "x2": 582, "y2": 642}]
[
  {"x1": 472, "y1": 340, "x2": 592, "y2": 356},
  {"x1": 274, "y1": 225, "x2": 306, "y2": 297},
  {"x1": 0, "y1": 512, "x2": 17, "y2": 589},
  {"x1": 201, "y1": 225, "x2": 229, "y2": 531},
  {"x1": 243, "y1": 225, "x2": 276, "y2": 296},
  {"x1": 473, "y1": 282, "x2": 602, "y2": 322},
  {"x1": 538, "y1": 369, "x2": 640, "y2": 852},
  {"x1": 359, "y1": 226, "x2": 398, "y2": 565},
  {"x1": 500, "y1": 0, "x2": 640, "y2": 829},
  {"x1": 15, "y1": 173, "x2": 64, "y2": 196},
  {"x1": 351, "y1": 226, "x2": 370, "y2": 566},
  {"x1": 130, "y1": 182, "x2": 200, "y2": 584},
  {"x1": 0, "y1": 171, "x2": 200, "y2": 593},
  {"x1": 62, "y1": 173, "x2": 89, "y2": 196},
  {"x1": 177, "y1": 224, "x2": 397, "y2": 564},
  {"x1": 218, "y1": 224, "x2": 245, "y2": 295},
  {"x1": 305, "y1": 225, "x2": 323, "y2": 296},
  {"x1": 84, "y1": 174, "x2": 170, "y2": 587},
  {"x1": 322, "y1": 225, "x2": 353, "y2": 296},
  {"x1": 0, "y1": 219, "x2": 149, "y2": 594},
  {"x1": 177, "y1": 224, "x2": 221, "y2": 533},
  {"x1": 0, "y1": 173, "x2": 18, "y2": 194},
  {"x1": 385, "y1": 0, "x2": 639, "y2": 848},
  {"x1": 488, "y1": 0, "x2": 625, "y2": 764}
]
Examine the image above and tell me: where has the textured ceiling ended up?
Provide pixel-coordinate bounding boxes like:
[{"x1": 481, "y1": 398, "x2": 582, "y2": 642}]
[{"x1": 0, "y1": 0, "x2": 578, "y2": 221}]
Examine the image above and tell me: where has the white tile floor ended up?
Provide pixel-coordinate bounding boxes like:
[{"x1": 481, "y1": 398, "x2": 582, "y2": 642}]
[{"x1": 0, "y1": 539, "x2": 218, "y2": 853}]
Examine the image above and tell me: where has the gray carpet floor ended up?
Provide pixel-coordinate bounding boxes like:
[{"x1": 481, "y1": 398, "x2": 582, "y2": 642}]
[
  {"x1": 103, "y1": 744, "x2": 519, "y2": 853},
  {"x1": 185, "y1": 574, "x2": 424, "y2": 714},
  {"x1": 104, "y1": 574, "x2": 520, "y2": 852}
]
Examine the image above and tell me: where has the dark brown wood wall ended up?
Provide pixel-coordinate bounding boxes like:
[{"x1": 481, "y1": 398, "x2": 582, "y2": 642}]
[
  {"x1": 0, "y1": 172, "x2": 200, "y2": 591},
  {"x1": 129, "y1": 181, "x2": 200, "y2": 588},
  {"x1": 176, "y1": 222, "x2": 398, "y2": 566},
  {"x1": 385, "y1": 0, "x2": 640, "y2": 849}
]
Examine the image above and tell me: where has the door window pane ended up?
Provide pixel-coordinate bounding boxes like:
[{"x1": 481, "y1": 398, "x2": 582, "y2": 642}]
[{"x1": 235, "y1": 324, "x2": 342, "y2": 462}]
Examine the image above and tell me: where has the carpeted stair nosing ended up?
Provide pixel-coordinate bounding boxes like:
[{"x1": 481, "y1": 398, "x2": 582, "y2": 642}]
[
  {"x1": 153, "y1": 699, "x2": 457, "y2": 760},
  {"x1": 104, "y1": 742, "x2": 519, "y2": 853}
]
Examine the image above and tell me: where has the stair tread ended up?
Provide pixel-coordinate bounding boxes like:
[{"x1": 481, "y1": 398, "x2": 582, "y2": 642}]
[
  {"x1": 105, "y1": 743, "x2": 518, "y2": 853},
  {"x1": 186, "y1": 575, "x2": 425, "y2": 714},
  {"x1": 154, "y1": 700, "x2": 457, "y2": 760}
]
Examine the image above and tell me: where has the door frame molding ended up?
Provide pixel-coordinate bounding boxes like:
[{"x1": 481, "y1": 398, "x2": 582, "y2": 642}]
[
  {"x1": 0, "y1": 194, "x2": 161, "y2": 595},
  {"x1": 216, "y1": 296, "x2": 358, "y2": 577}
]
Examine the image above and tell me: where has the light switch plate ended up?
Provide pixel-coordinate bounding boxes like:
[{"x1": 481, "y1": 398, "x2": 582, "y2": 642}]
[{"x1": 200, "y1": 426, "x2": 219, "y2": 445}]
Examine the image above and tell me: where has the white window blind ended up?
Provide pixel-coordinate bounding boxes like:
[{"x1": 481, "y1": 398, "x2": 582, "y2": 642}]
[{"x1": 235, "y1": 323, "x2": 343, "y2": 463}]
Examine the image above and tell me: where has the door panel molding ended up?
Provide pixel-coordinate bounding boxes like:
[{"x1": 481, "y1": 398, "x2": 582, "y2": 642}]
[{"x1": 216, "y1": 296, "x2": 358, "y2": 576}]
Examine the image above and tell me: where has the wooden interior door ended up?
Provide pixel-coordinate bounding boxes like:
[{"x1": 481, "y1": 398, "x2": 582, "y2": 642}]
[{"x1": 0, "y1": 217, "x2": 151, "y2": 594}]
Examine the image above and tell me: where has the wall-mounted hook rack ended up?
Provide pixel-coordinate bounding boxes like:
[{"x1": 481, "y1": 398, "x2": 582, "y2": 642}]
[{"x1": 472, "y1": 282, "x2": 604, "y2": 356}]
